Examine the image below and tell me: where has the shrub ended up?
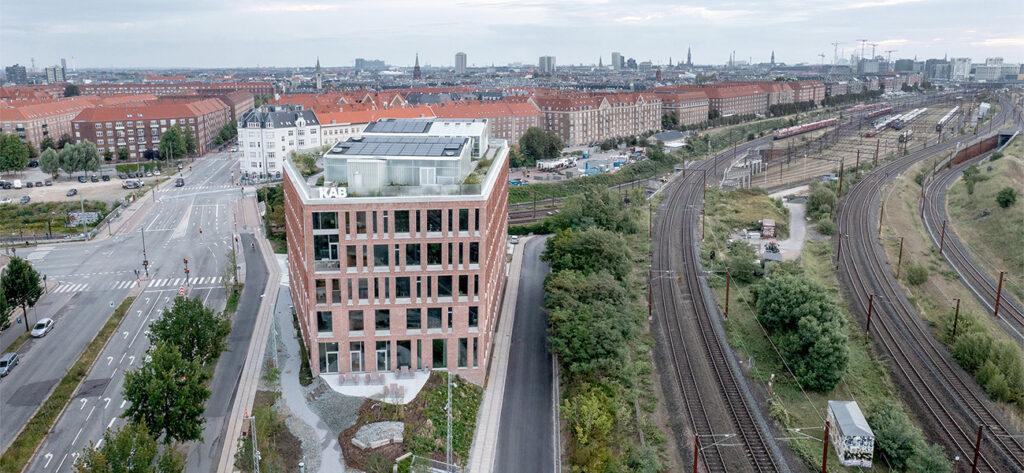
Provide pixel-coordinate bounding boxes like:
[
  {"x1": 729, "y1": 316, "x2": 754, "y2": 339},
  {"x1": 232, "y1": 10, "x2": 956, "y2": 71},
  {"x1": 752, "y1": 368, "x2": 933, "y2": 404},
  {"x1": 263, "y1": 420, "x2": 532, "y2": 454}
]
[
  {"x1": 816, "y1": 218, "x2": 836, "y2": 235},
  {"x1": 990, "y1": 151, "x2": 1004, "y2": 161},
  {"x1": 806, "y1": 183, "x2": 837, "y2": 220},
  {"x1": 867, "y1": 401, "x2": 920, "y2": 470},
  {"x1": 996, "y1": 187, "x2": 1017, "y2": 208},
  {"x1": 904, "y1": 263, "x2": 929, "y2": 286}
]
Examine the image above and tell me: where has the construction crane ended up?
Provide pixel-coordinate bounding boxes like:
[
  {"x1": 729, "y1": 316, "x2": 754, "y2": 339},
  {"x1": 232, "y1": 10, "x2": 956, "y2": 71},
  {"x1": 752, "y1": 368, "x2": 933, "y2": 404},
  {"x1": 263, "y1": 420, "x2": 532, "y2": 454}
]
[
  {"x1": 818, "y1": 53, "x2": 826, "y2": 68},
  {"x1": 831, "y1": 41, "x2": 842, "y2": 64},
  {"x1": 857, "y1": 39, "x2": 868, "y2": 59},
  {"x1": 869, "y1": 43, "x2": 878, "y2": 59},
  {"x1": 885, "y1": 49, "x2": 897, "y2": 65}
]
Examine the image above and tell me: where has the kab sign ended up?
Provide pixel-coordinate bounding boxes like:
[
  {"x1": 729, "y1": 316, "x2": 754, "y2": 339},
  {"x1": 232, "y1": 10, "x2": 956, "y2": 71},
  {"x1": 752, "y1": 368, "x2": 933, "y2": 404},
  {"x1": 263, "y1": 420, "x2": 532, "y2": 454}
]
[{"x1": 317, "y1": 187, "x2": 348, "y2": 199}]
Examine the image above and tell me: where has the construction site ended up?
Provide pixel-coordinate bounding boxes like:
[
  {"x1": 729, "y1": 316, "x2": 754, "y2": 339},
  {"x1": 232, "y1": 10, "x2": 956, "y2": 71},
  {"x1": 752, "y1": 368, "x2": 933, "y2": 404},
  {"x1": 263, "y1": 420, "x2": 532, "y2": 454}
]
[{"x1": 722, "y1": 94, "x2": 991, "y2": 191}]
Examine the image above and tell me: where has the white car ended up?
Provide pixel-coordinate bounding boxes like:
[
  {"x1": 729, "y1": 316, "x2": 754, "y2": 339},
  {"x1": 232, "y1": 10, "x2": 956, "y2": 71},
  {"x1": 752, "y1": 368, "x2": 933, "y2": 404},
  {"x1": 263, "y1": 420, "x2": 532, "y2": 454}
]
[
  {"x1": 230, "y1": 147, "x2": 238, "y2": 152},
  {"x1": 31, "y1": 318, "x2": 55, "y2": 338},
  {"x1": 153, "y1": 169, "x2": 161, "y2": 176}
]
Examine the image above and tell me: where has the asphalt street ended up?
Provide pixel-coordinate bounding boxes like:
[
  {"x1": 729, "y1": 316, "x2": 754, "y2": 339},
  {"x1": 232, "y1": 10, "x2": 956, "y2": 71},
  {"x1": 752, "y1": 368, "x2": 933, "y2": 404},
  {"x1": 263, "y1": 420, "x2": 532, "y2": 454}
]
[
  {"x1": 0, "y1": 151, "x2": 249, "y2": 471},
  {"x1": 495, "y1": 236, "x2": 555, "y2": 473},
  {"x1": 186, "y1": 232, "x2": 269, "y2": 473}
]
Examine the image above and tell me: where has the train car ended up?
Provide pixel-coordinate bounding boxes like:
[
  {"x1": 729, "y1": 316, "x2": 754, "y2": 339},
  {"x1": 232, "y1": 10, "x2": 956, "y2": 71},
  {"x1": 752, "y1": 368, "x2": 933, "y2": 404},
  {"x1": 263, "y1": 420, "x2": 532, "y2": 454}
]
[
  {"x1": 891, "y1": 108, "x2": 927, "y2": 130},
  {"x1": 865, "y1": 106, "x2": 893, "y2": 119},
  {"x1": 898, "y1": 129, "x2": 914, "y2": 143},
  {"x1": 772, "y1": 117, "x2": 839, "y2": 140},
  {"x1": 936, "y1": 106, "x2": 961, "y2": 132}
]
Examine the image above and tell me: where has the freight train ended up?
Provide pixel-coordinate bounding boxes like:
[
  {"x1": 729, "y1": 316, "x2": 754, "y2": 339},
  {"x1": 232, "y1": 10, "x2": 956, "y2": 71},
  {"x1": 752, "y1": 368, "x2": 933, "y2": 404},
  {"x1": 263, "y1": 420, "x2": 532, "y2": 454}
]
[
  {"x1": 935, "y1": 106, "x2": 961, "y2": 132},
  {"x1": 890, "y1": 108, "x2": 927, "y2": 130},
  {"x1": 772, "y1": 118, "x2": 839, "y2": 140}
]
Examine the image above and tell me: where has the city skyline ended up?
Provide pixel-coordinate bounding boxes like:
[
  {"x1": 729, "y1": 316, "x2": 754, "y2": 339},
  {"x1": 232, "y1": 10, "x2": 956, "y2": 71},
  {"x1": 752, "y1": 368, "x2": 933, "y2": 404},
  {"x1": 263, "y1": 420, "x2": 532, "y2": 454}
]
[{"x1": 2, "y1": 0, "x2": 1022, "y2": 69}]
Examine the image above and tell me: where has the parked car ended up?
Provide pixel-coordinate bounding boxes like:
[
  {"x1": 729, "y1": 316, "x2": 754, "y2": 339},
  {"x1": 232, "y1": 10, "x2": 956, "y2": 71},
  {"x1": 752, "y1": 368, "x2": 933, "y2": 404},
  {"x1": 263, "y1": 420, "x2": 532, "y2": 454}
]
[
  {"x1": 0, "y1": 352, "x2": 19, "y2": 377},
  {"x1": 34, "y1": 181, "x2": 43, "y2": 187},
  {"x1": 25, "y1": 182, "x2": 33, "y2": 188},
  {"x1": 145, "y1": 171, "x2": 153, "y2": 177},
  {"x1": 0, "y1": 182, "x2": 11, "y2": 190},
  {"x1": 230, "y1": 146, "x2": 238, "y2": 152},
  {"x1": 90, "y1": 175, "x2": 99, "y2": 182},
  {"x1": 12, "y1": 179, "x2": 22, "y2": 189},
  {"x1": 117, "y1": 173, "x2": 128, "y2": 179},
  {"x1": 66, "y1": 188, "x2": 78, "y2": 197},
  {"x1": 510, "y1": 236, "x2": 520, "y2": 245},
  {"x1": 20, "y1": 196, "x2": 30, "y2": 204},
  {"x1": 175, "y1": 178, "x2": 185, "y2": 187},
  {"x1": 101, "y1": 175, "x2": 110, "y2": 181},
  {"x1": 153, "y1": 170, "x2": 161, "y2": 176},
  {"x1": 30, "y1": 318, "x2": 55, "y2": 338},
  {"x1": 77, "y1": 176, "x2": 88, "y2": 183},
  {"x1": 44, "y1": 180, "x2": 52, "y2": 186},
  {"x1": 28, "y1": 160, "x2": 39, "y2": 168}
]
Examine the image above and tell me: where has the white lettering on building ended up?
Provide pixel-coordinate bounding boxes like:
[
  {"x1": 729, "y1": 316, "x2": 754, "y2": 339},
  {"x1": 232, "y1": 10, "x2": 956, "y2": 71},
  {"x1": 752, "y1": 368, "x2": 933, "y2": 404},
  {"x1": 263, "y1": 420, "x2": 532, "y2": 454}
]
[{"x1": 317, "y1": 187, "x2": 348, "y2": 199}]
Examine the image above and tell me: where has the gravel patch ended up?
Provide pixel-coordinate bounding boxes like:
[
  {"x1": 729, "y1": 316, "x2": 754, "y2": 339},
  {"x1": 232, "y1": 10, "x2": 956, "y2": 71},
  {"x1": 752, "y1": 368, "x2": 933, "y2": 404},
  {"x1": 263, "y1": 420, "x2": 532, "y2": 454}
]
[{"x1": 304, "y1": 377, "x2": 363, "y2": 433}]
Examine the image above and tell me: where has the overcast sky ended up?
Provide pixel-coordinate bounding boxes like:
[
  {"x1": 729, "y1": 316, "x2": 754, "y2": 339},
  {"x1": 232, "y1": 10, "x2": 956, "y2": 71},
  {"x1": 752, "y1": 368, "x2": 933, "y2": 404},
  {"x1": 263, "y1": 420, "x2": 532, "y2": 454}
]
[{"x1": 2, "y1": 0, "x2": 1022, "y2": 69}]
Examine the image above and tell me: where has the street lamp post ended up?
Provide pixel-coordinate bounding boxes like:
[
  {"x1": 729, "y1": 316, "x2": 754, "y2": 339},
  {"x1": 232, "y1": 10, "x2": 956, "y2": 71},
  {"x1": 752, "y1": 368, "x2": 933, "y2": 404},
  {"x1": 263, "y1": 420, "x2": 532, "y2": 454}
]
[{"x1": 141, "y1": 227, "x2": 149, "y2": 277}]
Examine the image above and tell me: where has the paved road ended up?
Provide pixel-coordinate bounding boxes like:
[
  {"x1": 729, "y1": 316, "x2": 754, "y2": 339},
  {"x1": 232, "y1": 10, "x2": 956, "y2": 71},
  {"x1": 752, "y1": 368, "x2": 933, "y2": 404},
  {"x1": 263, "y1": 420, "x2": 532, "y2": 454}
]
[
  {"x1": 0, "y1": 152, "x2": 253, "y2": 471},
  {"x1": 187, "y1": 233, "x2": 269, "y2": 473},
  {"x1": 495, "y1": 237, "x2": 555, "y2": 473}
]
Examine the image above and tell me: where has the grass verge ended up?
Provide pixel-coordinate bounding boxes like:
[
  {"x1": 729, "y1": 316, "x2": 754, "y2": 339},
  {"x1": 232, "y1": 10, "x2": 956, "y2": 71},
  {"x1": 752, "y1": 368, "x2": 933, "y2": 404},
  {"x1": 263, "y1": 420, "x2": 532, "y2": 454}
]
[
  {"x1": 223, "y1": 284, "x2": 243, "y2": 316},
  {"x1": 0, "y1": 296, "x2": 136, "y2": 473},
  {"x1": 0, "y1": 330, "x2": 31, "y2": 356},
  {"x1": 234, "y1": 391, "x2": 302, "y2": 473},
  {"x1": 290, "y1": 309, "x2": 313, "y2": 386}
]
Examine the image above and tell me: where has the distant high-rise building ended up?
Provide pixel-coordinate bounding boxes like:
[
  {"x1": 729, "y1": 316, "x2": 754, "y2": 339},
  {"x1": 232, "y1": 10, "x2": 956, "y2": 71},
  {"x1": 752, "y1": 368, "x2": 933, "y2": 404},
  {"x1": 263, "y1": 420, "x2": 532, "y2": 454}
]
[
  {"x1": 61, "y1": 57, "x2": 67, "y2": 72},
  {"x1": 687, "y1": 46, "x2": 692, "y2": 66},
  {"x1": 354, "y1": 58, "x2": 387, "y2": 71},
  {"x1": 611, "y1": 52, "x2": 622, "y2": 70},
  {"x1": 950, "y1": 57, "x2": 971, "y2": 81},
  {"x1": 770, "y1": 50, "x2": 775, "y2": 66},
  {"x1": 4, "y1": 64, "x2": 28, "y2": 84},
  {"x1": 893, "y1": 58, "x2": 915, "y2": 73},
  {"x1": 413, "y1": 53, "x2": 422, "y2": 79},
  {"x1": 455, "y1": 52, "x2": 467, "y2": 75},
  {"x1": 985, "y1": 57, "x2": 1003, "y2": 66},
  {"x1": 314, "y1": 57, "x2": 322, "y2": 90},
  {"x1": 45, "y1": 65, "x2": 66, "y2": 83},
  {"x1": 538, "y1": 56, "x2": 556, "y2": 75}
]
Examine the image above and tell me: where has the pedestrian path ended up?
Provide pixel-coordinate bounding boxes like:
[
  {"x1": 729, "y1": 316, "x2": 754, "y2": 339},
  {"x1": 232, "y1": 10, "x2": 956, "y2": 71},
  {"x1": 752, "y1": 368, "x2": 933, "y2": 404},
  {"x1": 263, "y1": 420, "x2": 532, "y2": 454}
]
[
  {"x1": 51, "y1": 276, "x2": 225, "y2": 293},
  {"x1": 159, "y1": 184, "x2": 236, "y2": 193}
]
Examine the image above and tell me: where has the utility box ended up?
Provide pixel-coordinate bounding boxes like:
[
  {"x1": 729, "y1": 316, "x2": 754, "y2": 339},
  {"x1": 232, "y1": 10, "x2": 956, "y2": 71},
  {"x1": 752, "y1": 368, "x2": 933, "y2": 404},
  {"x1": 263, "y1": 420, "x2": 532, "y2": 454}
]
[{"x1": 827, "y1": 400, "x2": 875, "y2": 468}]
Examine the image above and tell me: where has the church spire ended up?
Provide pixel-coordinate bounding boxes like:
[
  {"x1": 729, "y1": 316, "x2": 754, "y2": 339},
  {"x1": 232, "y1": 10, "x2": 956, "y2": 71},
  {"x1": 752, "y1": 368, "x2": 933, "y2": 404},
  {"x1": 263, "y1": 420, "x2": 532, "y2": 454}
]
[
  {"x1": 687, "y1": 46, "x2": 692, "y2": 66},
  {"x1": 413, "y1": 53, "x2": 422, "y2": 79}
]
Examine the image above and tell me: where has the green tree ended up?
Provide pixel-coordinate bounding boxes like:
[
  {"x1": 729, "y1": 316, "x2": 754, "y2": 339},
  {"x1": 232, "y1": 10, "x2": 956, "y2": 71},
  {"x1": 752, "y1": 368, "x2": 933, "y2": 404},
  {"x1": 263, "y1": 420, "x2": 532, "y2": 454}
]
[
  {"x1": 80, "y1": 141, "x2": 100, "y2": 172},
  {"x1": 548, "y1": 301, "x2": 630, "y2": 380},
  {"x1": 906, "y1": 443, "x2": 952, "y2": 473},
  {"x1": 27, "y1": 142, "x2": 39, "y2": 161},
  {"x1": 75, "y1": 422, "x2": 184, "y2": 473},
  {"x1": 961, "y1": 164, "x2": 987, "y2": 195},
  {"x1": 40, "y1": 147, "x2": 61, "y2": 178},
  {"x1": 39, "y1": 136, "x2": 56, "y2": 151},
  {"x1": 806, "y1": 182, "x2": 837, "y2": 220},
  {"x1": 996, "y1": 187, "x2": 1017, "y2": 208},
  {"x1": 0, "y1": 285, "x2": 11, "y2": 332},
  {"x1": 867, "y1": 401, "x2": 920, "y2": 471},
  {"x1": 562, "y1": 385, "x2": 614, "y2": 446},
  {"x1": 158, "y1": 126, "x2": 186, "y2": 161},
  {"x1": 148, "y1": 297, "x2": 230, "y2": 366},
  {"x1": 123, "y1": 343, "x2": 210, "y2": 443},
  {"x1": 0, "y1": 132, "x2": 30, "y2": 172},
  {"x1": 103, "y1": 149, "x2": 113, "y2": 162},
  {"x1": 542, "y1": 228, "x2": 633, "y2": 281},
  {"x1": 117, "y1": 146, "x2": 130, "y2": 161},
  {"x1": 517, "y1": 126, "x2": 563, "y2": 166},
  {"x1": 59, "y1": 143, "x2": 82, "y2": 174},
  {"x1": 183, "y1": 128, "x2": 197, "y2": 155},
  {"x1": 549, "y1": 189, "x2": 639, "y2": 234},
  {"x1": 544, "y1": 270, "x2": 629, "y2": 313},
  {"x1": 952, "y1": 331, "x2": 993, "y2": 373},
  {"x1": 724, "y1": 240, "x2": 760, "y2": 283},
  {"x1": 57, "y1": 133, "x2": 73, "y2": 149},
  {"x1": 1, "y1": 257, "x2": 43, "y2": 333},
  {"x1": 64, "y1": 84, "x2": 81, "y2": 97}
]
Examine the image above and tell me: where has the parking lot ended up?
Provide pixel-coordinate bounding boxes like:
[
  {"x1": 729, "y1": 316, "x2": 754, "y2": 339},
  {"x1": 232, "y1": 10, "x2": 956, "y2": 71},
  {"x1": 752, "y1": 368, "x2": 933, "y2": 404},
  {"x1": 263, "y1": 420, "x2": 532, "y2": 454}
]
[{"x1": 0, "y1": 165, "x2": 171, "y2": 205}]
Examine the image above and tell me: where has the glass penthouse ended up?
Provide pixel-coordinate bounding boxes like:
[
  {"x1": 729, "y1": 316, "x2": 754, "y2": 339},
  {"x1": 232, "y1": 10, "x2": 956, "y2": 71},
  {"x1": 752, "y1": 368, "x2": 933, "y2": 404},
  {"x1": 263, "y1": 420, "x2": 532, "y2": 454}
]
[{"x1": 283, "y1": 118, "x2": 509, "y2": 385}]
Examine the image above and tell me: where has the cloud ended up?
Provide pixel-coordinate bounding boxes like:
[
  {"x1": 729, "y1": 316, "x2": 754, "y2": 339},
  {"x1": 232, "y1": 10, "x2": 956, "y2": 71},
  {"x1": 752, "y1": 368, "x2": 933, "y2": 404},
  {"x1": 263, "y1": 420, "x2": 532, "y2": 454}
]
[
  {"x1": 835, "y1": 0, "x2": 926, "y2": 9},
  {"x1": 874, "y1": 38, "x2": 911, "y2": 47},
  {"x1": 971, "y1": 37, "x2": 1024, "y2": 47},
  {"x1": 244, "y1": 2, "x2": 343, "y2": 13}
]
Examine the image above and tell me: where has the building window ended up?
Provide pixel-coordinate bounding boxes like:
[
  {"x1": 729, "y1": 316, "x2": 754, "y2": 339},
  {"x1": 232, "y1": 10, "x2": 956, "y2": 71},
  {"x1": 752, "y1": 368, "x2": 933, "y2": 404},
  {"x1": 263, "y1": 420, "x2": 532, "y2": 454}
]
[
  {"x1": 376, "y1": 340, "x2": 390, "y2": 371},
  {"x1": 373, "y1": 244, "x2": 389, "y2": 267},
  {"x1": 474, "y1": 209, "x2": 480, "y2": 230},
  {"x1": 415, "y1": 210, "x2": 421, "y2": 233},
  {"x1": 427, "y1": 209, "x2": 442, "y2": 232},
  {"x1": 469, "y1": 242, "x2": 479, "y2": 264},
  {"x1": 394, "y1": 210, "x2": 410, "y2": 233},
  {"x1": 316, "y1": 311, "x2": 333, "y2": 333},
  {"x1": 348, "y1": 310, "x2": 364, "y2": 332},
  {"x1": 427, "y1": 243, "x2": 442, "y2": 265},
  {"x1": 428, "y1": 308, "x2": 442, "y2": 329},
  {"x1": 406, "y1": 244, "x2": 421, "y2": 266},
  {"x1": 372, "y1": 211, "x2": 378, "y2": 234},
  {"x1": 358, "y1": 278, "x2": 369, "y2": 300},
  {"x1": 350, "y1": 342, "x2": 364, "y2": 372},
  {"x1": 468, "y1": 306, "x2": 479, "y2": 328},
  {"x1": 375, "y1": 309, "x2": 391, "y2": 331},
  {"x1": 447, "y1": 209, "x2": 454, "y2": 232},
  {"x1": 356, "y1": 212, "x2": 367, "y2": 234},
  {"x1": 346, "y1": 245, "x2": 357, "y2": 267},
  {"x1": 406, "y1": 308, "x2": 421, "y2": 330},
  {"x1": 458, "y1": 338, "x2": 468, "y2": 368},
  {"x1": 397, "y1": 340, "x2": 412, "y2": 369},
  {"x1": 459, "y1": 209, "x2": 469, "y2": 231},
  {"x1": 315, "y1": 279, "x2": 327, "y2": 304},
  {"x1": 312, "y1": 212, "x2": 338, "y2": 230},
  {"x1": 432, "y1": 339, "x2": 447, "y2": 369},
  {"x1": 438, "y1": 276, "x2": 452, "y2": 298},
  {"x1": 458, "y1": 275, "x2": 469, "y2": 297},
  {"x1": 313, "y1": 234, "x2": 339, "y2": 261},
  {"x1": 396, "y1": 277, "x2": 411, "y2": 298},
  {"x1": 318, "y1": 342, "x2": 339, "y2": 373}
]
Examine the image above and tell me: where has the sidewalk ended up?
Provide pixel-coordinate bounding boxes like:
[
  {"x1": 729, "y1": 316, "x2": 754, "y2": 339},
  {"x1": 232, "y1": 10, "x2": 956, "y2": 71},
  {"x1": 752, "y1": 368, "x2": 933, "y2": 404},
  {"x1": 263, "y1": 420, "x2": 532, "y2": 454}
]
[{"x1": 466, "y1": 236, "x2": 531, "y2": 473}]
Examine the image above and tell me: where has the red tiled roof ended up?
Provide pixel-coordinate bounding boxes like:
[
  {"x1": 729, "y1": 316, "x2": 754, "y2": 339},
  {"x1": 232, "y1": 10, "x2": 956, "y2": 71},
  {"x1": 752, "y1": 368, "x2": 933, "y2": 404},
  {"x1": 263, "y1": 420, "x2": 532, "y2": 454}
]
[
  {"x1": 71, "y1": 98, "x2": 228, "y2": 122},
  {"x1": 430, "y1": 100, "x2": 540, "y2": 119},
  {"x1": 316, "y1": 106, "x2": 435, "y2": 125},
  {"x1": 1, "y1": 96, "x2": 152, "y2": 121}
]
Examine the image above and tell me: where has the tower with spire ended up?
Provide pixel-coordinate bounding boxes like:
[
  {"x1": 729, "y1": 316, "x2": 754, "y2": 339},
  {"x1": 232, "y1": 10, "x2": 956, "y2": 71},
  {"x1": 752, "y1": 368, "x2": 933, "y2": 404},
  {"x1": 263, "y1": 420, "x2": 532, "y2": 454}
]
[
  {"x1": 687, "y1": 46, "x2": 692, "y2": 66},
  {"x1": 413, "y1": 53, "x2": 422, "y2": 79},
  {"x1": 770, "y1": 50, "x2": 775, "y2": 67},
  {"x1": 314, "y1": 57, "x2": 322, "y2": 91}
]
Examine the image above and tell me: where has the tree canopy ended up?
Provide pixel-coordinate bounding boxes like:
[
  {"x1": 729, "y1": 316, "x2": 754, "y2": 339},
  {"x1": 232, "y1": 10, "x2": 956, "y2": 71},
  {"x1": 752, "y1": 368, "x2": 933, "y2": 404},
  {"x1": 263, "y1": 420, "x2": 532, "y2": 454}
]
[
  {"x1": 542, "y1": 228, "x2": 634, "y2": 281},
  {"x1": 0, "y1": 132, "x2": 30, "y2": 172},
  {"x1": 158, "y1": 126, "x2": 187, "y2": 161},
  {"x1": 39, "y1": 147, "x2": 61, "y2": 177},
  {"x1": 75, "y1": 422, "x2": 184, "y2": 473},
  {"x1": 517, "y1": 126, "x2": 563, "y2": 167},
  {"x1": 58, "y1": 141, "x2": 101, "y2": 175},
  {"x1": 123, "y1": 343, "x2": 210, "y2": 443},
  {"x1": 1, "y1": 257, "x2": 43, "y2": 333},
  {"x1": 64, "y1": 84, "x2": 81, "y2": 97},
  {"x1": 148, "y1": 296, "x2": 230, "y2": 366}
]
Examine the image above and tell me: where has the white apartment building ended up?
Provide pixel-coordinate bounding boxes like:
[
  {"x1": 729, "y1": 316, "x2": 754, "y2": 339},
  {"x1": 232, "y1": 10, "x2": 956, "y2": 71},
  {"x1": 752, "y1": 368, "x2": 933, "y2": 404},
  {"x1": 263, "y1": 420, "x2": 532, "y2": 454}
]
[
  {"x1": 950, "y1": 58, "x2": 972, "y2": 82},
  {"x1": 238, "y1": 105, "x2": 321, "y2": 177}
]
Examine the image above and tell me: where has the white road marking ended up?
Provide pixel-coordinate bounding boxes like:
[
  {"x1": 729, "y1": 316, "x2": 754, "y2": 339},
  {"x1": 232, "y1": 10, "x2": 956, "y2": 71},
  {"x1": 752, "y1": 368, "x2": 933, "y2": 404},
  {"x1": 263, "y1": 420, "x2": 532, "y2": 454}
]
[
  {"x1": 71, "y1": 428, "x2": 83, "y2": 446},
  {"x1": 94, "y1": 438, "x2": 103, "y2": 450},
  {"x1": 120, "y1": 400, "x2": 126, "y2": 409},
  {"x1": 43, "y1": 453, "x2": 53, "y2": 468},
  {"x1": 55, "y1": 453, "x2": 68, "y2": 471},
  {"x1": 107, "y1": 417, "x2": 117, "y2": 428},
  {"x1": 85, "y1": 405, "x2": 95, "y2": 421},
  {"x1": 106, "y1": 356, "x2": 113, "y2": 366},
  {"x1": 79, "y1": 399, "x2": 87, "y2": 410}
]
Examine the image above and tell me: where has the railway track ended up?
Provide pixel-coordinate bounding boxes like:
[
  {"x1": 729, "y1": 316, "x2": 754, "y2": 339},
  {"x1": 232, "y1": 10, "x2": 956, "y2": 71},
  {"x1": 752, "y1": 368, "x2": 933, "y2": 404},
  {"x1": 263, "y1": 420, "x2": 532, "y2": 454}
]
[
  {"x1": 837, "y1": 97, "x2": 1024, "y2": 472},
  {"x1": 653, "y1": 136, "x2": 790, "y2": 473},
  {"x1": 921, "y1": 132, "x2": 1024, "y2": 346}
]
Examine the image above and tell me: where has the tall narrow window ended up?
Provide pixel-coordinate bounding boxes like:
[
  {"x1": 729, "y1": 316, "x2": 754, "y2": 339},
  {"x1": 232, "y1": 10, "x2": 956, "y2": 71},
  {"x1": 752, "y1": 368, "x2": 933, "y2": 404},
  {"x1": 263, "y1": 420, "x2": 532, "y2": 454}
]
[
  {"x1": 375, "y1": 309, "x2": 390, "y2": 331},
  {"x1": 406, "y1": 308, "x2": 421, "y2": 330},
  {"x1": 356, "y1": 211, "x2": 367, "y2": 234},
  {"x1": 432, "y1": 339, "x2": 447, "y2": 368},
  {"x1": 458, "y1": 338, "x2": 468, "y2": 368},
  {"x1": 427, "y1": 209, "x2": 442, "y2": 232},
  {"x1": 459, "y1": 208, "x2": 469, "y2": 231},
  {"x1": 458, "y1": 275, "x2": 469, "y2": 297},
  {"x1": 469, "y1": 242, "x2": 479, "y2": 264},
  {"x1": 394, "y1": 210, "x2": 410, "y2": 233},
  {"x1": 474, "y1": 209, "x2": 480, "y2": 231},
  {"x1": 468, "y1": 306, "x2": 479, "y2": 328},
  {"x1": 372, "y1": 211, "x2": 378, "y2": 234}
]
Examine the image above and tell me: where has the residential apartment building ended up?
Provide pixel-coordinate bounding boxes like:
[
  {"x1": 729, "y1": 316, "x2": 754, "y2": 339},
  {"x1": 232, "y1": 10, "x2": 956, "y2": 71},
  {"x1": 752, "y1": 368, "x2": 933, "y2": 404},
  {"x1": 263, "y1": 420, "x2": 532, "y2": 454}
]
[
  {"x1": 534, "y1": 93, "x2": 662, "y2": 146},
  {"x1": 538, "y1": 56, "x2": 556, "y2": 75},
  {"x1": 79, "y1": 81, "x2": 274, "y2": 97},
  {"x1": 283, "y1": 118, "x2": 509, "y2": 385},
  {"x1": 657, "y1": 91, "x2": 710, "y2": 126},
  {"x1": 787, "y1": 80, "x2": 826, "y2": 104},
  {"x1": 703, "y1": 85, "x2": 767, "y2": 117},
  {"x1": 238, "y1": 105, "x2": 321, "y2": 177},
  {"x1": 1, "y1": 95, "x2": 154, "y2": 147},
  {"x1": 4, "y1": 65, "x2": 28, "y2": 85},
  {"x1": 71, "y1": 97, "x2": 231, "y2": 159},
  {"x1": 430, "y1": 100, "x2": 542, "y2": 143},
  {"x1": 455, "y1": 52, "x2": 467, "y2": 75},
  {"x1": 950, "y1": 58, "x2": 972, "y2": 82}
]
